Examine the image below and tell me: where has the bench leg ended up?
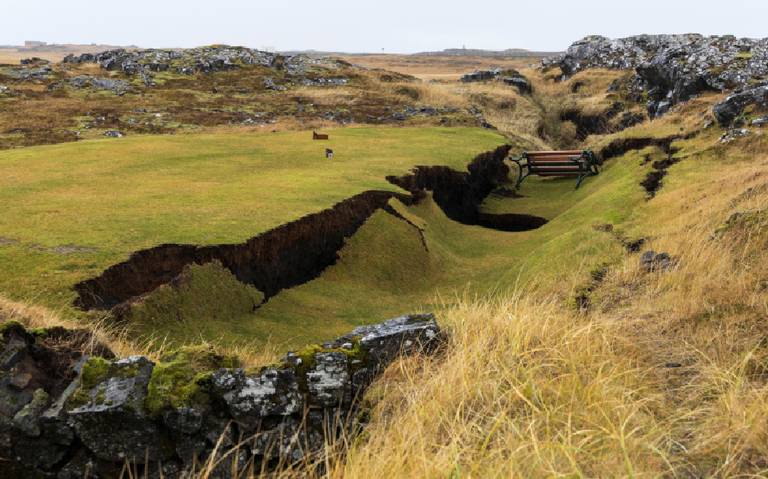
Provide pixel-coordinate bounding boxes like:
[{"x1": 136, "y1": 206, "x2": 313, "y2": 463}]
[
  {"x1": 575, "y1": 174, "x2": 586, "y2": 189},
  {"x1": 513, "y1": 161, "x2": 529, "y2": 190}
]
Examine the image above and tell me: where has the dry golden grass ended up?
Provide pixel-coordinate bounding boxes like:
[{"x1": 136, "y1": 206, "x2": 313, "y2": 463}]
[
  {"x1": 372, "y1": 76, "x2": 549, "y2": 149},
  {"x1": 339, "y1": 54, "x2": 539, "y2": 80},
  {"x1": 330, "y1": 130, "x2": 768, "y2": 478},
  {"x1": 0, "y1": 294, "x2": 277, "y2": 369}
]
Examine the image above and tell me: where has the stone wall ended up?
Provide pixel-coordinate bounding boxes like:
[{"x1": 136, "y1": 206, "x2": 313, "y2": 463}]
[{"x1": 0, "y1": 314, "x2": 441, "y2": 478}]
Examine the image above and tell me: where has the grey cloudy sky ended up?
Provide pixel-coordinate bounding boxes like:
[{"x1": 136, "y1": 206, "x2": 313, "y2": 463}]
[{"x1": 3, "y1": 0, "x2": 767, "y2": 53}]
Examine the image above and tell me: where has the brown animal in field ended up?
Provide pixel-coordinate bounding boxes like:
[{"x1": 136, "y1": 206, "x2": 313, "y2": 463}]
[{"x1": 313, "y1": 131, "x2": 329, "y2": 140}]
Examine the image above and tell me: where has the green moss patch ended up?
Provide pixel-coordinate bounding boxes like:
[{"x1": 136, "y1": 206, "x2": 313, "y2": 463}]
[
  {"x1": 287, "y1": 339, "x2": 367, "y2": 393},
  {"x1": 145, "y1": 344, "x2": 240, "y2": 415},
  {"x1": 68, "y1": 356, "x2": 111, "y2": 408}
]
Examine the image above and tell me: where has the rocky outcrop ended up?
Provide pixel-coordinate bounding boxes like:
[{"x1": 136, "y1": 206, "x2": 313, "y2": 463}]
[
  {"x1": 63, "y1": 46, "x2": 343, "y2": 77},
  {"x1": 0, "y1": 314, "x2": 441, "y2": 478},
  {"x1": 545, "y1": 34, "x2": 768, "y2": 117},
  {"x1": 713, "y1": 83, "x2": 768, "y2": 126},
  {"x1": 461, "y1": 68, "x2": 532, "y2": 94},
  {"x1": 0, "y1": 64, "x2": 52, "y2": 81},
  {"x1": 67, "y1": 75, "x2": 131, "y2": 95}
]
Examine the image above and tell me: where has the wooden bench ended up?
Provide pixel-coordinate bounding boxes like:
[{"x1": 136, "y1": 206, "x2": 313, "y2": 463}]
[{"x1": 511, "y1": 150, "x2": 600, "y2": 189}]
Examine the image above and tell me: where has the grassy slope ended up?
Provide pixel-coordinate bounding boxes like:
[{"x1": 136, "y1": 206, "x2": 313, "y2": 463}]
[{"x1": 335, "y1": 97, "x2": 768, "y2": 476}]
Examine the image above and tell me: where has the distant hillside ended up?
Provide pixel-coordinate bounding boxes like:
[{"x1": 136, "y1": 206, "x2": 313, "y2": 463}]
[
  {"x1": 414, "y1": 48, "x2": 561, "y2": 57},
  {"x1": 16, "y1": 42, "x2": 138, "y2": 52}
]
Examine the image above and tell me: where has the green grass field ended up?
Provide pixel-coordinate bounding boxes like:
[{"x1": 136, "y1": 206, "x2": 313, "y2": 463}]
[
  {"x1": 0, "y1": 125, "x2": 655, "y2": 349},
  {"x1": 0, "y1": 127, "x2": 503, "y2": 305}
]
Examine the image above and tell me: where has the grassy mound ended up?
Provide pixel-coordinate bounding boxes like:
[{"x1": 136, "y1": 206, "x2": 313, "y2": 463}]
[{"x1": 122, "y1": 261, "x2": 265, "y2": 343}]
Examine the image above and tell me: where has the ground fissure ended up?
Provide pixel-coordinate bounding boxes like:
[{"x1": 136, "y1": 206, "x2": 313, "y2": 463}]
[{"x1": 74, "y1": 144, "x2": 547, "y2": 317}]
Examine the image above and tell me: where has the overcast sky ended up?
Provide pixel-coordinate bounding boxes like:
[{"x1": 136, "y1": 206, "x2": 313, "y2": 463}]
[{"x1": 3, "y1": 0, "x2": 767, "y2": 53}]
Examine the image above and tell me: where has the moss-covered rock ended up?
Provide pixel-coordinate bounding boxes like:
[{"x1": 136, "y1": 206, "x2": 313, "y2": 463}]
[{"x1": 145, "y1": 344, "x2": 239, "y2": 416}]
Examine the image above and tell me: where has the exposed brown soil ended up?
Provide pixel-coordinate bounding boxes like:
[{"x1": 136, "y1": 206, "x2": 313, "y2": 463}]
[
  {"x1": 598, "y1": 135, "x2": 680, "y2": 162},
  {"x1": 387, "y1": 144, "x2": 510, "y2": 222},
  {"x1": 641, "y1": 156, "x2": 681, "y2": 197},
  {"x1": 560, "y1": 103, "x2": 623, "y2": 140},
  {"x1": 74, "y1": 190, "x2": 411, "y2": 310}
]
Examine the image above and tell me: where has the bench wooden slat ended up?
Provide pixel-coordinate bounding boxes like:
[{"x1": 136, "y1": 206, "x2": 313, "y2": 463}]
[
  {"x1": 526, "y1": 150, "x2": 584, "y2": 156},
  {"x1": 531, "y1": 168, "x2": 584, "y2": 175},
  {"x1": 537, "y1": 172, "x2": 583, "y2": 176},
  {"x1": 528, "y1": 160, "x2": 583, "y2": 166},
  {"x1": 512, "y1": 149, "x2": 599, "y2": 189},
  {"x1": 528, "y1": 158, "x2": 582, "y2": 165}
]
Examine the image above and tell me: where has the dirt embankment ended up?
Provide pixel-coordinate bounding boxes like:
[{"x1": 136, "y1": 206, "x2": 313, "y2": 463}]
[
  {"x1": 75, "y1": 190, "x2": 411, "y2": 310},
  {"x1": 387, "y1": 144, "x2": 548, "y2": 231}
]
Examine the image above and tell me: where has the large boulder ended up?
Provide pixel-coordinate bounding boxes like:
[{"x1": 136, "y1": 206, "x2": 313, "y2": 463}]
[
  {"x1": 713, "y1": 83, "x2": 768, "y2": 126},
  {"x1": 66, "y1": 355, "x2": 174, "y2": 463}
]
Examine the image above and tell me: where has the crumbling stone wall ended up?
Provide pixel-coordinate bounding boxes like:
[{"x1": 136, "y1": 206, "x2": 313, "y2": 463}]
[{"x1": 0, "y1": 314, "x2": 441, "y2": 478}]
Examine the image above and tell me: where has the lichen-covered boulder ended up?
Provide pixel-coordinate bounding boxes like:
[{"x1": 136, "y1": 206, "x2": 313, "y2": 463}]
[
  {"x1": 66, "y1": 355, "x2": 173, "y2": 463},
  {"x1": 212, "y1": 366, "x2": 301, "y2": 429},
  {"x1": 713, "y1": 83, "x2": 768, "y2": 126}
]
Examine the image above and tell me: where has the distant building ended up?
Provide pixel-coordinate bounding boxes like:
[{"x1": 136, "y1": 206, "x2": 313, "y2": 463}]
[{"x1": 24, "y1": 41, "x2": 47, "y2": 48}]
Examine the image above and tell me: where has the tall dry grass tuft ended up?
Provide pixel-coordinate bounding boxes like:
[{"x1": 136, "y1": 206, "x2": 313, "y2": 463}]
[
  {"x1": 335, "y1": 294, "x2": 674, "y2": 478},
  {"x1": 0, "y1": 295, "x2": 278, "y2": 368},
  {"x1": 0, "y1": 294, "x2": 159, "y2": 359}
]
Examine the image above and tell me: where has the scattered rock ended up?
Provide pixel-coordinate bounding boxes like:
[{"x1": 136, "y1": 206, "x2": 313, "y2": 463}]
[
  {"x1": 68, "y1": 75, "x2": 131, "y2": 95},
  {"x1": 719, "y1": 128, "x2": 751, "y2": 143},
  {"x1": 0, "y1": 314, "x2": 442, "y2": 477},
  {"x1": 0, "y1": 64, "x2": 52, "y2": 81},
  {"x1": 0, "y1": 85, "x2": 9, "y2": 95},
  {"x1": 300, "y1": 77, "x2": 349, "y2": 87},
  {"x1": 19, "y1": 57, "x2": 50, "y2": 66},
  {"x1": 752, "y1": 116, "x2": 768, "y2": 126},
  {"x1": 263, "y1": 77, "x2": 286, "y2": 91},
  {"x1": 283, "y1": 54, "x2": 343, "y2": 75},
  {"x1": 640, "y1": 250, "x2": 675, "y2": 272},
  {"x1": 713, "y1": 83, "x2": 768, "y2": 126},
  {"x1": 103, "y1": 130, "x2": 124, "y2": 138}
]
